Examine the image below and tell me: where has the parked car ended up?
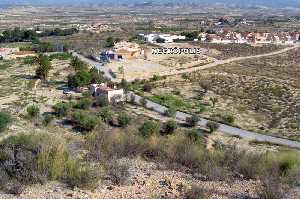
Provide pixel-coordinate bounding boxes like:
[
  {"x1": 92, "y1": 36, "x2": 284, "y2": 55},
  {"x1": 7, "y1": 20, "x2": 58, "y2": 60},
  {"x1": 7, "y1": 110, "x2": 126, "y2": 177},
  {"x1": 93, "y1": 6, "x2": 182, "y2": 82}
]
[{"x1": 63, "y1": 89, "x2": 72, "y2": 95}]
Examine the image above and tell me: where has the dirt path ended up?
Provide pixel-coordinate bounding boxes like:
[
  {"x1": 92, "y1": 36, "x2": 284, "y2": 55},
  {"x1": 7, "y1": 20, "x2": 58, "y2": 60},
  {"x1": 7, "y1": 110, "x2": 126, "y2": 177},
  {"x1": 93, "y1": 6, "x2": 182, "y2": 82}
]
[{"x1": 160, "y1": 44, "x2": 300, "y2": 76}]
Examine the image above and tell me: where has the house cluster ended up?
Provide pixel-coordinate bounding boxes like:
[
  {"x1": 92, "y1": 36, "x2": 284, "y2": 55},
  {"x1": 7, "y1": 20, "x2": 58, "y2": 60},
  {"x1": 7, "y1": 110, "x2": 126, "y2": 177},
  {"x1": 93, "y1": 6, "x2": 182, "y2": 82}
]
[
  {"x1": 79, "y1": 23, "x2": 120, "y2": 33},
  {"x1": 100, "y1": 41, "x2": 144, "y2": 62},
  {"x1": 139, "y1": 33, "x2": 186, "y2": 43},
  {"x1": 90, "y1": 83, "x2": 125, "y2": 103},
  {"x1": 0, "y1": 48, "x2": 36, "y2": 60},
  {"x1": 200, "y1": 31, "x2": 300, "y2": 45}
]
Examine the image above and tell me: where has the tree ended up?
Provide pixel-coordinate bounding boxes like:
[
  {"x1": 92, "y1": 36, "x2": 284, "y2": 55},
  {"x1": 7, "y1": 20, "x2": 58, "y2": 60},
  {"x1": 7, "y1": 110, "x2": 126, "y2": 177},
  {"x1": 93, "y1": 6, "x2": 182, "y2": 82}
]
[
  {"x1": 68, "y1": 70, "x2": 91, "y2": 88},
  {"x1": 70, "y1": 57, "x2": 88, "y2": 71},
  {"x1": 120, "y1": 79, "x2": 129, "y2": 91},
  {"x1": 162, "y1": 120, "x2": 177, "y2": 135},
  {"x1": 0, "y1": 112, "x2": 12, "y2": 132},
  {"x1": 26, "y1": 105, "x2": 40, "y2": 118},
  {"x1": 206, "y1": 121, "x2": 219, "y2": 133},
  {"x1": 35, "y1": 54, "x2": 52, "y2": 81},
  {"x1": 139, "y1": 120, "x2": 161, "y2": 137},
  {"x1": 117, "y1": 113, "x2": 131, "y2": 127},
  {"x1": 186, "y1": 114, "x2": 200, "y2": 127}
]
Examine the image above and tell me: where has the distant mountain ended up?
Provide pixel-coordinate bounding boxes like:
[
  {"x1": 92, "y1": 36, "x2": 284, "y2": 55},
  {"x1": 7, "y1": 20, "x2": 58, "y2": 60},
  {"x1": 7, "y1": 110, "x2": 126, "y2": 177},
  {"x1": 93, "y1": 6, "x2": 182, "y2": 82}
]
[{"x1": 1, "y1": 0, "x2": 300, "y2": 8}]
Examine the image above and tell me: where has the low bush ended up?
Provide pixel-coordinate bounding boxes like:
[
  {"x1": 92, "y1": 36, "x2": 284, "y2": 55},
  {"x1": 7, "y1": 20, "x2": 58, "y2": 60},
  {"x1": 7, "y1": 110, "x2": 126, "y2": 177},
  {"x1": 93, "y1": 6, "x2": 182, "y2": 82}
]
[
  {"x1": 222, "y1": 114, "x2": 235, "y2": 125},
  {"x1": 164, "y1": 106, "x2": 177, "y2": 117},
  {"x1": 97, "y1": 107, "x2": 114, "y2": 123},
  {"x1": 117, "y1": 113, "x2": 131, "y2": 127},
  {"x1": 185, "y1": 114, "x2": 200, "y2": 127},
  {"x1": 0, "y1": 112, "x2": 12, "y2": 132},
  {"x1": 42, "y1": 114, "x2": 54, "y2": 126},
  {"x1": 139, "y1": 120, "x2": 161, "y2": 138},
  {"x1": 143, "y1": 83, "x2": 152, "y2": 92},
  {"x1": 0, "y1": 133, "x2": 98, "y2": 191},
  {"x1": 161, "y1": 120, "x2": 177, "y2": 135},
  {"x1": 26, "y1": 105, "x2": 40, "y2": 118},
  {"x1": 53, "y1": 102, "x2": 72, "y2": 117},
  {"x1": 95, "y1": 95, "x2": 109, "y2": 107},
  {"x1": 139, "y1": 97, "x2": 148, "y2": 107},
  {"x1": 73, "y1": 98, "x2": 92, "y2": 109},
  {"x1": 206, "y1": 121, "x2": 219, "y2": 133},
  {"x1": 71, "y1": 110, "x2": 100, "y2": 131}
]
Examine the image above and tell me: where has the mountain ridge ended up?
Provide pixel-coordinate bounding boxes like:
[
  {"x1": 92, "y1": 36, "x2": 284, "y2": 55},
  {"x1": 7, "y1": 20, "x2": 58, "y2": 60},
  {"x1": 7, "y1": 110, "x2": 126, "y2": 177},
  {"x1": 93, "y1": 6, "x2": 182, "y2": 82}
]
[{"x1": 0, "y1": 0, "x2": 300, "y2": 8}]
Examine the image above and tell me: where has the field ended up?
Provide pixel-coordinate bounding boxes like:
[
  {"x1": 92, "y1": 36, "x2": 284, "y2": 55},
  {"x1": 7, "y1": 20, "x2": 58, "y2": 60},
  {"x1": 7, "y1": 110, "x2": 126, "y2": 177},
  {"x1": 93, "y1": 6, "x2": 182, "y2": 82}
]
[
  {"x1": 148, "y1": 48, "x2": 300, "y2": 140},
  {"x1": 197, "y1": 43, "x2": 285, "y2": 60}
]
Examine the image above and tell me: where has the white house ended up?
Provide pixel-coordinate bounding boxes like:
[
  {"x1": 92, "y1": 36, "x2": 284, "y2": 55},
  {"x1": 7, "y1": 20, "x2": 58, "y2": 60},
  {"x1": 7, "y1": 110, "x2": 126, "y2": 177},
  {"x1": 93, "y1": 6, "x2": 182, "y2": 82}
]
[
  {"x1": 90, "y1": 84, "x2": 125, "y2": 103},
  {"x1": 139, "y1": 33, "x2": 186, "y2": 43}
]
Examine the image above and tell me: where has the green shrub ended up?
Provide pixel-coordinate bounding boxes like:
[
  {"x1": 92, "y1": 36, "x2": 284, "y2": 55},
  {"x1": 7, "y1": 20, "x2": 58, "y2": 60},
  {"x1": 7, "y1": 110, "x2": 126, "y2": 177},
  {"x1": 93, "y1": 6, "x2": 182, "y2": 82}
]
[
  {"x1": 206, "y1": 121, "x2": 219, "y2": 133},
  {"x1": 185, "y1": 114, "x2": 200, "y2": 127},
  {"x1": 26, "y1": 105, "x2": 40, "y2": 118},
  {"x1": 0, "y1": 133, "x2": 98, "y2": 189},
  {"x1": 164, "y1": 106, "x2": 177, "y2": 117},
  {"x1": 0, "y1": 112, "x2": 12, "y2": 132},
  {"x1": 53, "y1": 102, "x2": 72, "y2": 117},
  {"x1": 117, "y1": 113, "x2": 131, "y2": 127},
  {"x1": 222, "y1": 114, "x2": 235, "y2": 125},
  {"x1": 139, "y1": 120, "x2": 161, "y2": 137},
  {"x1": 95, "y1": 95, "x2": 109, "y2": 107},
  {"x1": 71, "y1": 110, "x2": 99, "y2": 131},
  {"x1": 139, "y1": 97, "x2": 148, "y2": 107},
  {"x1": 42, "y1": 114, "x2": 54, "y2": 126},
  {"x1": 49, "y1": 53, "x2": 72, "y2": 61},
  {"x1": 97, "y1": 107, "x2": 114, "y2": 124},
  {"x1": 164, "y1": 131, "x2": 203, "y2": 168},
  {"x1": 161, "y1": 120, "x2": 177, "y2": 135},
  {"x1": 74, "y1": 98, "x2": 92, "y2": 109}
]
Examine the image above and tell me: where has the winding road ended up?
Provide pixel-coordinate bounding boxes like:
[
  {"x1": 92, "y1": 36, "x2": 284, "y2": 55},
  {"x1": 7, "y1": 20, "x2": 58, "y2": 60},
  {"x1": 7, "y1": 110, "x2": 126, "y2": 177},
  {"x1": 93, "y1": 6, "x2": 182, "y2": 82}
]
[
  {"x1": 73, "y1": 45, "x2": 300, "y2": 149},
  {"x1": 129, "y1": 93, "x2": 300, "y2": 149}
]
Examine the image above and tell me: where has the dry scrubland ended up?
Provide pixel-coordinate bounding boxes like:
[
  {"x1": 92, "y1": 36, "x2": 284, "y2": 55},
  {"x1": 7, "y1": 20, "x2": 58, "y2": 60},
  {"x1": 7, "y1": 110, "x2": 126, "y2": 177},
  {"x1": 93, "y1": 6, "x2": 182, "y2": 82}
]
[
  {"x1": 0, "y1": 51, "x2": 300, "y2": 198},
  {"x1": 198, "y1": 43, "x2": 285, "y2": 60},
  {"x1": 149, "y1": 48, "x2": 300, "y2": 140}
]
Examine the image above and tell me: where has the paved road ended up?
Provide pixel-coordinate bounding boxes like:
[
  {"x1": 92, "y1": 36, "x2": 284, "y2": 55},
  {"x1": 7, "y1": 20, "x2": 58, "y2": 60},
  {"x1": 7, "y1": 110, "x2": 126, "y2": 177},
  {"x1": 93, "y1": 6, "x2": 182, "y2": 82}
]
[
  {"x1": 72, "y1": 52, "x2": 116, "y2": 81},
  {"x1": 129, "y1": 92, "x2": 300, "y2": 149},
  {"x1": 165, "y1": 44, "x2": 300, "y2": 76}
]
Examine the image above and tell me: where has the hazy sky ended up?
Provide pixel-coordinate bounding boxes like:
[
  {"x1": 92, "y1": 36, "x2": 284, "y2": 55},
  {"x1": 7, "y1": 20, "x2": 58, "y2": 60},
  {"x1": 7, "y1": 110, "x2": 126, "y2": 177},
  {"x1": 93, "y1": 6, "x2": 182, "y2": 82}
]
[{"x1": 1, "y1": 0, "x2": 300, "y2": 7}]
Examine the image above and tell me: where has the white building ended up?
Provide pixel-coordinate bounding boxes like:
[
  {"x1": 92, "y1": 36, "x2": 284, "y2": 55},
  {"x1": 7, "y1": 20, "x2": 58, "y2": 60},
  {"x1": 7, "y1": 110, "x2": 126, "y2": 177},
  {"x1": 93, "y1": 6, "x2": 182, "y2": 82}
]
[
  {"x1": 139, "y1": 33, "x2": 186, "y2": 43},
  {"x1": 90, "y1": 84, "x2": 125, "y2": 103}
]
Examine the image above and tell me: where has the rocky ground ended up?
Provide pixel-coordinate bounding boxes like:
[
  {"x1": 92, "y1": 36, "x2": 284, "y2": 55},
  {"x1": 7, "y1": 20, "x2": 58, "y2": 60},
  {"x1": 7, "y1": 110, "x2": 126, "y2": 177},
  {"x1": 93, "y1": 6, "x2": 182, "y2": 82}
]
[{"x1": 0, "y1": 158, "x2": 260, "y2": 199}]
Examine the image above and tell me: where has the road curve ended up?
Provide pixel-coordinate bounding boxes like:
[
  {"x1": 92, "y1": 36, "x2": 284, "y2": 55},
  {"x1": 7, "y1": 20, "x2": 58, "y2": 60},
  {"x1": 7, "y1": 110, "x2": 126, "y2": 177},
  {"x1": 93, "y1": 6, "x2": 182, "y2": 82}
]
[{"x1": 129, "y1": 92, "x2": 300, "y2": 149}]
